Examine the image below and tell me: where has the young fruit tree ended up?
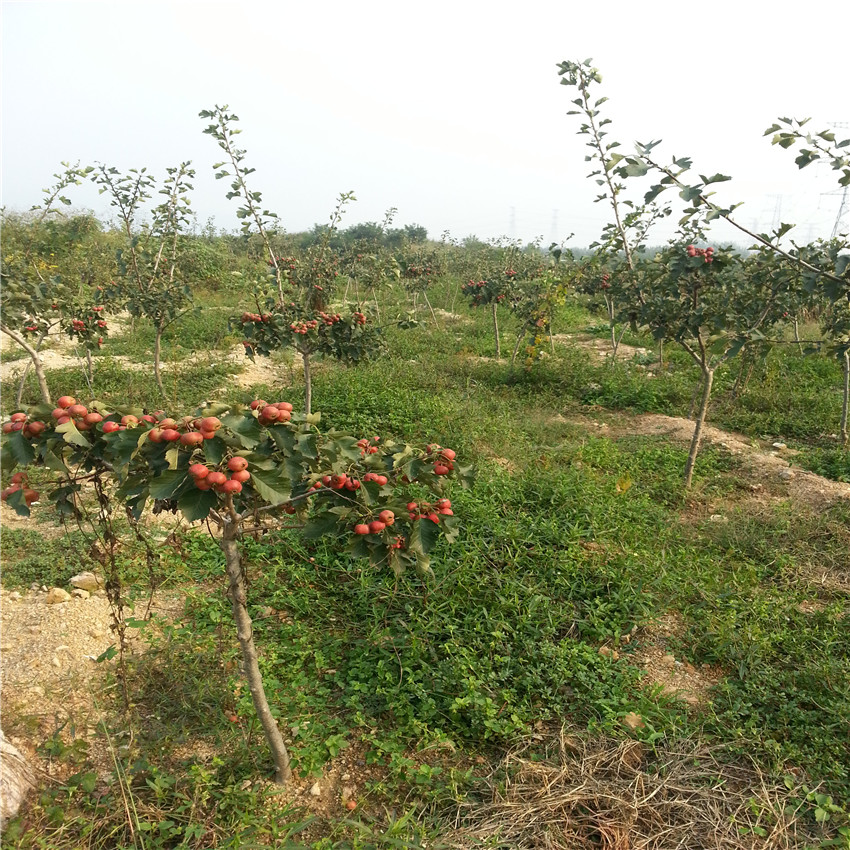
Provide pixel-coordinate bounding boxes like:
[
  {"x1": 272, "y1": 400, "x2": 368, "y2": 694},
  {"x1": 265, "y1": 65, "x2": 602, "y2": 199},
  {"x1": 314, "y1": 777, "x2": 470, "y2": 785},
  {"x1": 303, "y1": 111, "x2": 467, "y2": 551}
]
[
  {"x1": 201, "y1": 106, "x2": 386, "y2": 415},
  {"x1": 91, "y1": 162, "x2": 196, "y2": 398},
  {"x1": 0, "y1": 164, "x2": 107, "y2": 405},
  {"x1": 1, "y1": 396, "x2": 472, "y2": 784}
]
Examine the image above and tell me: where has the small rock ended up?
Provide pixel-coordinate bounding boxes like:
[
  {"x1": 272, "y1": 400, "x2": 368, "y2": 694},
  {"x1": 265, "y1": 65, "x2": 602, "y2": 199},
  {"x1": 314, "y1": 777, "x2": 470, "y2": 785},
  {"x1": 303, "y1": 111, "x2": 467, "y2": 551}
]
[
  {"x1": 341, "y1": 784, "x2": 357, "y2": 802},
  {"x1": 598, "y1": 646, "x2": 619, "y2": 660},
  {"x1": 8, "y1": 591, "x2": 21, "y2": 602},
  {"x1": 28, "y1": 625, "x2": 41, "y2": 635},
  {"x1": 778, "y1": 469, "x2": 795, "y2": 481},
  {"x1": 772, "y1": 442, "x2": 787, "y2": 450},
  {"x1": 72, "y1": 588, "x2": 90, "y2": 600},
  {"x1": 341, "y1": 773, "x2": 351, "y2": 781},
  {"x1": 70, "y1": 572, "x2": 103, "y2": 593},
  {"x1": 45, "y1": 588, "x2": 71, "y2": 605},
  {"x1": 40, "y1": 585, "x2": 48, "y2": 592},
  {"x1": 30, "y1": 583, "x2": 39, "y2": 591},
  {"x1": 29, "y1": 685, "x2": 44, "y2": 697},
  {"x1": 55, "y1": 645, "x2": 70, "y2": 653},
  {"x1": 89, "y1": 628, "x2": 106, "y2": 639},
  {"x1": 661, "y1": 654, "x2": 676, "y2": 668},
  {"x1": 51, "y1": 657, "x2": 61, "y2": 669},
  {"x1": 309, "y1": 782, "x2": 322, "y2": 797},
  {"x1": 709, "y1": 514, "x2": 727, "y2": 523},
  {"x1": 684, "y1": 663, "x2": 697, "y2": 674},
  {"x1": 749, "y1": 483, "x2": 763, "y2": 492},
  {"x1": 623, "y1": 712, "x2": 645, "y2": 730}
]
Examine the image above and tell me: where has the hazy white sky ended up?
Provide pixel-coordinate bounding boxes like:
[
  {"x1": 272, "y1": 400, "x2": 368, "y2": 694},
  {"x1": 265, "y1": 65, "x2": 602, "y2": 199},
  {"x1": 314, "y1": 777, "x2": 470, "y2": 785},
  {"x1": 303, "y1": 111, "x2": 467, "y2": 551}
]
[{"x1": 2, "y1": 0, "x2": 848, "y2": 247}]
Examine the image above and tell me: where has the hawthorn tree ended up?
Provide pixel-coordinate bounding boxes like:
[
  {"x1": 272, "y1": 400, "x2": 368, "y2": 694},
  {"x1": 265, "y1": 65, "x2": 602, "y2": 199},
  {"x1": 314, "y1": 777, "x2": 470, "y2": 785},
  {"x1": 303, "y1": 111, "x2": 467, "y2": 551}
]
[
  {"x1": 1, "y1": 395, "x2": 471, "y2": 784},
  {"x1": 201, "y1": 106, "x2": 386, "y2": 415},
  {"x1": 0, "y1": 164, "x2": 108, "y2": 405},
  {"x1": 92, "y1": 162, "x2": 196, "y2": 398}
]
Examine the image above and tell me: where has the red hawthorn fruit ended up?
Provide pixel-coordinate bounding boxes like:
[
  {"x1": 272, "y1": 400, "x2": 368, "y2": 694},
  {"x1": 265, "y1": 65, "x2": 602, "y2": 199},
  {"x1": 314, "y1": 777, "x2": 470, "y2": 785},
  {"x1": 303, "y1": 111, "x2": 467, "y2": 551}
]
[
  {"x1": 440, "y1": 448, "x2": 457, "y2": 461},
  {"x1": 57, "y1": 396, "x2": 76, "y2": 408},
  {"x1": 161, "y1": 429, "x2": 181, "y2": 442},
  {"x1": 433, "y1": 464, "x2": 450, "y2": 476},
  {"x1": 180, "y1": 432, "x2": 204, "y2": 448},
  {"x1": 55, "y1": 415, "x2": 71, "y2": 426},
  {"x1": 276, "y1": 409, "x2": 292, "y2": 422},
  {"x1": 250, "y1": 399, "x2": 266, "y2": 410},
  {"x1": 227, "y1": 457, "x2": 249, "y2": 472},
  {"x1": 1, "y1": 423, "x2": 15, "y2": 434},
  {"x1": 200, "y1": 416, "x2": 222, "y2": 432},
  {"x1": 195, "y1": 478, "x2": 213, "y2": 491},
  {"x1": 148, "y1": 428, "x2": 165, "y2": 443},
  {"x1": 261, "y1": 406, "x2": 280, "y2": 422},
  {"x1": 378, "y1": 510, "x2": 395, "y2": 526},
  {"x1": 427, "y1": 512, "x2": 440, "y2": 524},
  {"x1": 102, "y1": 421, "x2": 121, "y2": 433},
  {"x1": 436, "y1": 498, "x2": 451, "y2": 509},
  {"x1": 23, "y1": 489, "x2": 39, "y2": 505},
  {"x1": 159, "y1": 418, "x2": 178, "y2": 429},
  {"x1": 222, "y1": 479, "x2": 242, "y2": 494},
  {"x1": 189, "y1": 463, "x2": 209, "y2": 479},
  {"x1": 374, "y1": 475, "x2": 388, "y2": 486},
  {"x1": 206, "y1": 471, "x2": 227, "y2": 487},
  {"x1": 10, "y1": 413, "x2": 27, "y2": 423},
  {"x1": 84, "y1": 412, "x2": 104, "y2": 425},
  {"x1": 24, "y1": 421, "x2": 46, "y2": 437},
  {"x1": 141, "y1": 414, "x2": 157, "y2": 424},
  {"x1": 354, "y1": 523, "x2": 370, "y2": 535},
  {"x1": 368, "y1": 520, "x2": 386, "y2": 534},
  {"x1": 200, "y1": 430, "x2": 218, "y2": 440},
  {"x1": 231, "y1": 469, "x2": 251, "y2": 483},
  {"x1": 52, "y1": 408, "x2": 68, "y2": 420},
  {"x1": 10, "y1": 473, "x2": 26, "y2": 484},
  {"x1": 331, "y1": 474, "x2": 347, "y2": 489},
  {"x1": 121, "y1": 415, "x2": 139, "y2": 427}
]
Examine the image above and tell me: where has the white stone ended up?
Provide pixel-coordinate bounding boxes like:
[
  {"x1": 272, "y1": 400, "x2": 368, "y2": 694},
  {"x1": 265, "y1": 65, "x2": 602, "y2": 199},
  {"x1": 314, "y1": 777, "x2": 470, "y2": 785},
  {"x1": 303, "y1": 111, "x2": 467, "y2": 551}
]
[
  {"x1": 8, "y1": 591, "x2": 21, "y2": 602},
  {"x1": 778, "y1": 469, "x2": 795, "y2": 481},
  {"x1": 772, "y1": 442, "x2": 787, "y2": 450},
  {"x1": 309, "y1": 782, "x2": 322, "y2": 797},
  {"x1": 45, "y1": 588, "x2": 71, "y2": 605},
  {"x1": 70, "y1": 572, "x2": 103, "y2": 593},
  {"x1": 71, "y1": 588, "x2": 90, "y2": 600}
]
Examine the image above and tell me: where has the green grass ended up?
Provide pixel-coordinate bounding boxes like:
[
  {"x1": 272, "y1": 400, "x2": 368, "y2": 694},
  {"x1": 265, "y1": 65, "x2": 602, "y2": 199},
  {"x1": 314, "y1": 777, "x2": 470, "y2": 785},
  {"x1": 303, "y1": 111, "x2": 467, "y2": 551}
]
[{"x1": 6, "y1": 279, "x2": 850, "y2": 847}]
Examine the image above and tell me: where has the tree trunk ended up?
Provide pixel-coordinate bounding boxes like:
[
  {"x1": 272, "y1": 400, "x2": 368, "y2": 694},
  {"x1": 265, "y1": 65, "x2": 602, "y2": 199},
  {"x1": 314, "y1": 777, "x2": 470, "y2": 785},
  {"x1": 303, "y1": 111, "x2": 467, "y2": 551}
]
[
  {"x1": 0, "y1": 730, "x2": 36, "y2": 829},
  {"x1": 683, "y1": 368, "x2": 714, "y2": 489},
  {"x1": 491, "y1": 302, "x2": 501, "y2": 359},
  {"x1": 423, "y1": 292, "x2": 440, "y2": 328},
  {"x1": 841, "y1": 349, "x2": 849, "y2": 449},
  {"x1": 154, "y1": 326, "x2": 165, "y2": 399},
  {"x1": 510, "y1": 331, "x2": 524, "y2": 370},
  {"x1": 302, "y1": 350, "x2": 312, "y2": 416},
  {"x1": 1, "y1": 324, "x2": 51, "y2": 405},
  {"x1": 220, "y1": 518, "x2": 292, "y2": 785},
  {"x1": 607, "y1": 296, "x2": 619, "y2": 359}
]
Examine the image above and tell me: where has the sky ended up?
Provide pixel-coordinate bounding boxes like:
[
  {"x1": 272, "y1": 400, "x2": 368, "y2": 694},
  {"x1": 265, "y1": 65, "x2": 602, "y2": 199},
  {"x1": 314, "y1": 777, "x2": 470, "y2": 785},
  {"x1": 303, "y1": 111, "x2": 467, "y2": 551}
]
[{"x1": 2, "y1": 0, "x2": 848, "y2": 249}]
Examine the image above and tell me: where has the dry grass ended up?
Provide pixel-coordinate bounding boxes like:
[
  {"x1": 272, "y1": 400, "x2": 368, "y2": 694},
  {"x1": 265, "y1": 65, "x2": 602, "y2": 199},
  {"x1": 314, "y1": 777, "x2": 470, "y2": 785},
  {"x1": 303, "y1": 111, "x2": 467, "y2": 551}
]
[{"x1": 447, "y1": 729, "x2": 822, "y2": 849}]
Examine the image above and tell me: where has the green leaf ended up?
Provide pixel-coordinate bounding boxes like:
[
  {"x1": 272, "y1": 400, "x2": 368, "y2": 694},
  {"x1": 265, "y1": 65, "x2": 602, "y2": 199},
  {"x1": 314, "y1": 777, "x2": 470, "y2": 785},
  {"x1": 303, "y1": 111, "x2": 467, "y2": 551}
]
[
  {"x1": 148, "y1": 469, "x2": 188, "y2": 500},
  {"x1": 6, "y1": 486, "x2": 30, "y2": 517},
  {"x1": 408, "y1": 517, "x2": 441, "y2": 557},
  {"x1": 221, "y1": 413, "x2": 262, "y2": 448},
  {"x1": 55, "y1": 420, "x2": 90, "y2": 447},
  {"x1": 178, "y1": 488, "x2": 218, "y2": 522},
  {"x1": 3, "y1": 431, "x2": 35, "y2": 467},
  {"x1": 296, "y1": 433, "x2": 318, "y2": 460},
  {"x1": 250, "y1": 468, "x2": 290, "y2": 506},
  {"x1": 303, "y1": 512, "x2": 341, "y2": 540}
]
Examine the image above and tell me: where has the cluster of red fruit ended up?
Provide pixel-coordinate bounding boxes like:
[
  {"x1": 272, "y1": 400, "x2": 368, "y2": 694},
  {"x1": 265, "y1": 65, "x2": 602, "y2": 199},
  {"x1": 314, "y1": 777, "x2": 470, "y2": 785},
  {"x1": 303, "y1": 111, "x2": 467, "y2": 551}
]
[
  {"x1": 407, "y1": 498, "x2": 453, "y2": 523},
  {"x1": 318, "y1": 311, "x2": 342, "y2": 326},
  {"x1": 189, "y1": 456, "x2": 250, "y2": 494},
  {"x1": 240, "y1": 312, "x2": 271, "y2": 324},
  {"x1": 353, "y1": 312, "x2": 367, "y2": 327},
  {"x1": 289, "y1": 319, "x2": 319, "y2": 335},
  {"x1": 405, "y1": 264, "x2": 434, "y2": 278},
  {"x1": 2, "y1": 411, "x2": 47, "y2": 437},
  {"x1": 686, "y1": 245, "x2": 715, "y2": 264},
  {"x1": 271, "y1": 256, "x2": 297, "y2": 271},
  {"x1": 23, "y1": 323, "x2": 45, "y2": 334},
  {"x1": 353, "y1": 509, "x2": 396, "y2": 535},
  {"x1": 425, "y1": 444, "x2": 456, "y2": 476},
  {"x1": 309, "y1": 472, "x2": 363, "y2": 494},
  {"x1": 145, "y1": 414, "x2": 223, "y2": 444},
  {"x1": 357, "y1": 437, "x2": 380, "y2": 457},
  {"x1": 1, "y1": 472, "x2": 38, "y2": 506},
  {"x1": 600, "y1": 273, "x2": 612, "y2": 290},
  {"x1": 250, "y1": 399, "x2": 294, "y2": 425}
]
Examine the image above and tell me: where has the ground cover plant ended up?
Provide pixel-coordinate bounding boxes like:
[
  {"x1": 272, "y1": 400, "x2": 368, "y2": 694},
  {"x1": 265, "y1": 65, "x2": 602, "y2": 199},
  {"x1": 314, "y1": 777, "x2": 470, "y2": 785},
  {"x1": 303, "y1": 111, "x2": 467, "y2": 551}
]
[{"x1": 1, "y1": 92, "x2": 849, "y2": 849}]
